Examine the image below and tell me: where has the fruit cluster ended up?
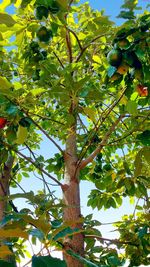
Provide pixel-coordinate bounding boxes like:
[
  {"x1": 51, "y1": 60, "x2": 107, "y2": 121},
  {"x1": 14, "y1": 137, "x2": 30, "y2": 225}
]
[
  {"x1": 107, "y1": 37, "x2": 148, "y2": 97},
  {"x1": 22, "y1": 41, "x2": 48, "y2": 81},
  {"x1": 35, "y1": 0, "x2": 59, "y2": 43},
  {"x1": 107, "y1": 38, "x2": 141, "y2": 77},
  {"x1": 35, "y1": 0, "x2": 60, "y2": 20}
]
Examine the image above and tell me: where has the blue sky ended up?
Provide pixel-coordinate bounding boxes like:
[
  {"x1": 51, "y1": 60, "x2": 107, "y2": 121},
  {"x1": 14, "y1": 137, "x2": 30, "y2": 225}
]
[{"x1": 1, "y1": 0, "x2": 149, "y2": 22}]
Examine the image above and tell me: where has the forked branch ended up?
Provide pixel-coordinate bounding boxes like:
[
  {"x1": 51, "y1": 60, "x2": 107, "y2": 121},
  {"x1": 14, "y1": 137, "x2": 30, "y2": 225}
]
[{"x1": 79, "y1": 115, "x2": 124, "y2": 169}]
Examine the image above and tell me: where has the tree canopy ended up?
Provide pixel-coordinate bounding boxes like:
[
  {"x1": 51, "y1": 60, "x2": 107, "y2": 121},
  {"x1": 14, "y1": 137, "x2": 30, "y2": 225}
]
[{"x1": 0, "y1": 0, "x2": 149, "y2": 266}]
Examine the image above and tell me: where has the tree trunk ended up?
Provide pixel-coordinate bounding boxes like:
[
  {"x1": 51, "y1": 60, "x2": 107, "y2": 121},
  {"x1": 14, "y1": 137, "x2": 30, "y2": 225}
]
[
  {"x1": 0, "y1": 154, "x2": 17, "y2": 266},
  {"x1": 0, "y1": 155, "x2": 14, "y2": 221},
  {"x1": 62, "y1": 102, "x2": 84, "y2": 267},
  {"x1": 63, "y1": 179, "x2": 84, "y2": 267}
]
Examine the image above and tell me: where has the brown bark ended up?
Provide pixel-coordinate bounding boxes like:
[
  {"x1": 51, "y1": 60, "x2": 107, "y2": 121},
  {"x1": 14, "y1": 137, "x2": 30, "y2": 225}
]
[
  {"x1": 63, "y1": 180, "x2": 84, "y2": 267},
  {"x1": 62, "y1": 101, "x2": 84, "y2": 267},
  {"x1": 0, "y1": 155, "x2": 14, "y2": 221},
  {"x1": 0, "y1": 155, "x2": 17, "y2": 265}
]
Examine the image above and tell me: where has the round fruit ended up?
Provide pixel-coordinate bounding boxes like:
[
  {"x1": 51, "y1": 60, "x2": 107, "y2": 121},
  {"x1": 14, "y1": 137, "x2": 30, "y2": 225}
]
[
  {"x1": 136, "y1": 84, "x2": 148, "y2": 97},
  {"x1": 117, "y1": 38, "x2": 130, "y2": 50},
  {"x1": 30, "y1": 41, "x2": 39, "y2": 52},
  {"x1": 37, "y1": 26, "x2": 53, "y2": 43},
  {"x1": 35, "y1": 6, "x2": 49, "y2": 20},
  {"x1": 103, "y1": 164, "x2": 112, "y2": 171},
  {"x1": 117, "y1": 63, "x2": 129, "y2": 75},
  {"x1": 107, "y1": 49, "x2": 122, "y2": 67},
  {"x1": 48, "y1": 1, "x2": 60, "y2": 14},
  {"x1": 19, "y1": 117, "x2": 32, "y2": 128},
  {"x1": 0, "y1": 118, "x2": 7, "y2": 129}
]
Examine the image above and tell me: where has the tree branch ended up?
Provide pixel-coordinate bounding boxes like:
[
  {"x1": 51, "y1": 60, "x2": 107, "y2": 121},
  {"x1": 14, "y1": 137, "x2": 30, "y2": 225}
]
[
  {"x1": 79, "y1": 115, "x2": 124, "y2": 169},
  {"x1": 15, "y1": 150, "x2": 63, "y2": 187},
  {"x1": 77, "y1": 87, "x2": 127, "y2": 165},
  {"x1": 76, "y1": 33, "x2": 111, "y2": 62},
  {"x1": 68, "y1": 28, "x2": 83, "y2": 50},
  {"x1": 85, "y1": 235, "x2": 139, "y2": 247},
  {"x1": 53, "y1": 51, "x2": 64, "y2": 69},
  {"x1": 66, "y1": 29, "x2": 73, "y2": 63},
  {"x1": 28, "y1": 112, "x2": 65, "y2": 126},
  {"x1": 24, "y1": 113, "x2": 64, "y2": 154}
]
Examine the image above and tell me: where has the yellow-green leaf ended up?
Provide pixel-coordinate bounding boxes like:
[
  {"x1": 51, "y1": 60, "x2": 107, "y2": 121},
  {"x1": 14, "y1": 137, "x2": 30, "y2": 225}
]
[
  {"x1": 30, "y1": 88, "x2": 45, "y2": 96},
  {"x1": 0, "y1": 0, "x2": 11, "y2": 11},
  {"x1": 83, "y1": 107, "x2": 97, "y2": 123},
  {"x1": 0, "y1": 228, "x2": 28, "y2": 239},
  {"x1": 0, "y1": 12, "x2": 16, "y2": 27},
  {"x1": 16, "y1": 125, "x2": 28, "y2": 145},
  {"x1": 22, "y1": 215, "x2": 50, "y2": 234},
  {"x1": 93, "y1": 55, "x2": 101, "y2": 64},
  {"x1": 0, "y1": 76, "x2": 12, "y2": 90},
  {"x1": 57, "y1": 0, "x2": 68, "y2": 10}
]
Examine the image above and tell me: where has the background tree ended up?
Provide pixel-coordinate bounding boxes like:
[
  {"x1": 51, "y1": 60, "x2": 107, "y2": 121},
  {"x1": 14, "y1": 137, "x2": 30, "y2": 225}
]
[{"x1": 0, "y1": 0, "x2": 149, "y2": 266}]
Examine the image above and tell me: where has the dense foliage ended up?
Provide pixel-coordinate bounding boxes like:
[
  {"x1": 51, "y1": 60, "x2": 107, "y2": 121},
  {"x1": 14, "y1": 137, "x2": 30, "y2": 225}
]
[{"x1": 0, "y1": 0, "x2": 149, "y2": 266}]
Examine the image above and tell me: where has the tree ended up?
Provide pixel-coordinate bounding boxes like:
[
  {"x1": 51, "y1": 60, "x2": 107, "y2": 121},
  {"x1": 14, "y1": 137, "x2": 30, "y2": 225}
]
[{"x1": 0, "y1": 0, "x2": 149, "y2": 266}]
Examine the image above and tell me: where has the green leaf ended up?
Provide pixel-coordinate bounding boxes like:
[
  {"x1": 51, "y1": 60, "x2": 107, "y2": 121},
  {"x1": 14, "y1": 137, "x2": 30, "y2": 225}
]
[
  {"x1": 142, "y1": 147, "x2": 150, "y2": 164},
  {"x1": 136, "y1": 131, "x2": 150, "y2": 146},
  {"x1": 126, "y1": 100, "x2": 138, "y2": 115},
  {"x1": 16, "y1": 125, "x2": 28, "y2": 145},
  {"x1": 29, "y1": 229, "x2": 44, "y2": 240},
  {"x1": 107, "y1": 256, "x2": 122, "y2": 266},
  {"x1": 32, "y1": 255, "x2": 67, "y2": 267},
  {"x1": 0, "y1": 260, "x2": 15, "y2": 267},
  {"x1": 0, "y1": 12, "x2": 16, "y2": 27},
  {"x1": 21, "y1": 0, "x2": 32, "y2": 8},
  {"x1": 66, "y1": 250, "x2": 99, "y2": 267},
  {"x1": 53, "y1": 227, "x2": 82, "y2": 241},
  {"x1": 138, "y1": 226, "x2": 147, "y2": 238}
]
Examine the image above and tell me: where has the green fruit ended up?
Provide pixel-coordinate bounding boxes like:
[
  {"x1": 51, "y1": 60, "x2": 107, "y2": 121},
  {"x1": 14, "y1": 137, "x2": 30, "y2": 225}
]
[
  {"x1": 103, "y1": 164, "x2": 112, "y2": 171},
  {"x1": 30, "y1": 41, "x2": 39, "y2": 52},
  {"x1": 37, "y1": 26, "x2": 53, "y2": 43},
  {"x1": 48, "y1": 1, "x2": 60, "y2": 14},
  {"x1": 6, "y1": 129, "x2": 16, "y2": 143},
  {"x1": 107, "y1": 49, "x2": 122, "y2": 67},
  {"x1": 19, "y1": 117, "x2": 32, "y2": 128},
  {"x1": 116, "y1": 38, "x2": 130, "y2": 50},
  {"x1": 123, "y1": 51, "x2": 142, "y2": 68},
  {"x1": 35, "y1": 5, "x2": 49, "y2": 20}
]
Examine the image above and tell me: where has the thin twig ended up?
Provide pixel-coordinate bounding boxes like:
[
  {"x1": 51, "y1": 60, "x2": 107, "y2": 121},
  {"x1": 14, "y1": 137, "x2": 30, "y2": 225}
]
[
  {"x1": 68, "y1": 28, "x2": 83, "y2": 50},
  {"x1": 79, "y1": 115, "x2": 124, "y2": 169},
  {"x1": 76, "y1": 33, "x2": 111, "y2": 62},
  {"x1": 16, "y1": 150, "x2": 63, "y2": 186},
  {"x1": 85, "y1": 235, "x2": 139, "y2": 247},
  {"x1": 28, "y1": 112, "x2": 65, "y2": 126},
  {"x1": 24, "y1": 113, "x2": 64, "y2": 154},
  {"x1": 53, "y1": 51, "x2": 64, "y2": 69}
]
